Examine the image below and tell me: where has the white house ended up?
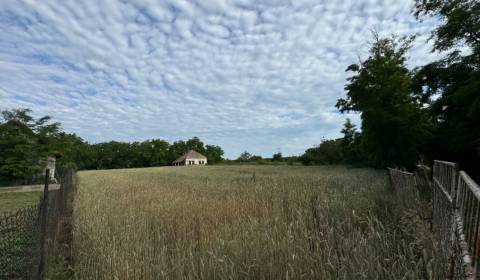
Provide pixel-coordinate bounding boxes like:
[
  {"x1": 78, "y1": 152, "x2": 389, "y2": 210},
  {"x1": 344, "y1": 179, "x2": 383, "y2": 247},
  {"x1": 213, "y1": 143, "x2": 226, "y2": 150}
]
[{"x1": 173, "y1": 150, "x2": 207, "y2": 166}]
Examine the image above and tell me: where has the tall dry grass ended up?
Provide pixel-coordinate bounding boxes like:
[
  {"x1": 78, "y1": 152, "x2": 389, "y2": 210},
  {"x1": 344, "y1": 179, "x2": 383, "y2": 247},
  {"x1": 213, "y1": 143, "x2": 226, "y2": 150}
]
[{"x1": 73, "y1": 165, "x2": 440, "y2": 279}]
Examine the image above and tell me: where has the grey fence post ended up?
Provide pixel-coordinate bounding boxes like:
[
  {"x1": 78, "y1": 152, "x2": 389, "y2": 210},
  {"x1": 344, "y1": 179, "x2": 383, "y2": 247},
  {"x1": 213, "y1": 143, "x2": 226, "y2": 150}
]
[{"x1": 37, "y1": 169, "x2": 50, "y2": 280}]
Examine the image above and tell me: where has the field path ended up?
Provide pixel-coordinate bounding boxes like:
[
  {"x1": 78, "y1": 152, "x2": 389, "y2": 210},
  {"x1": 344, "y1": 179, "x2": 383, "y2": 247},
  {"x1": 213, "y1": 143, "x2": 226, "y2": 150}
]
[{"x1": 0, "y1": 184, "x2": 60, "y2": 193}]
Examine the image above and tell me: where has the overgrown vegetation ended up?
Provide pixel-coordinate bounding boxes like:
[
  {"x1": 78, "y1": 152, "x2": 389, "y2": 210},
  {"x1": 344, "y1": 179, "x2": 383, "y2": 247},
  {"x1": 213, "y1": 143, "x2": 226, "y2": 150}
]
[
  {"x1": 301, "y1": 0, "x2": 479, "y2": 176},
  {"x1": 0, "y1": 109, "x2": 61, "y2": 185},
  {"x1": 73, "y1": 166, "x2": 440, "y2": 279}
]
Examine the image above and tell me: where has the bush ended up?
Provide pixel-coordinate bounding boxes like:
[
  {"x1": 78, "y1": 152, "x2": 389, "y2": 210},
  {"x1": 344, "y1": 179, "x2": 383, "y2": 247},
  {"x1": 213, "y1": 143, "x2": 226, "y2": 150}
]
[{"x1": 300, "y1": 139, "x2": 343, "y2": 165}]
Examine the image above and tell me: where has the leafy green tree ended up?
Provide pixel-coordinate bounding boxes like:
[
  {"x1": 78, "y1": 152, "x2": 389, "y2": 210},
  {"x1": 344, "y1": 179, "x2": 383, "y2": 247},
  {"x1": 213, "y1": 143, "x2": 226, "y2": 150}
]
[
  {"x1": 0, "y1": 108, "x2": 226, "y2": 175},
  {"x1": 52, "y1": 132, "x2": 95, "y2": 172},
  {"x1": 249, "y1": 155, "x2": 263, "y2": 161},
  {"x1": 272, "y1": 152, "x2": 283, "y2": 161},
  {"x1": 185, "y1": 137, "x2": 206, "y2": 154},
  {"x1": 0, "y1": 109, "x2": 60, "y2": 183},
  {"x1": 412, "y1": 0, "x2": 480, "y2": 175},
  {"x1": 237, "y1": 151, "x2": 252, "y2": 162},
  {"x1": 340, "y1": 119, "x2": 362, "y2": 164},
  {"x1": 413, "y1": 0, "x2": 480, "y2": 52},
  {"x1": 336, "y1": 35, "x2": 432, "y2": 169},
  {"x1": 300, "y1": 139, "x2": 343, "y2": 165},
  {"x1": 149, "y1": 139, "x2": 170, "y2": 166},
  {"x1": 168, "y1": 140, "x2": 187, "y2": 163},
  {"x1": 204, "y1": 145, "x2": 224, "y2": 164}
]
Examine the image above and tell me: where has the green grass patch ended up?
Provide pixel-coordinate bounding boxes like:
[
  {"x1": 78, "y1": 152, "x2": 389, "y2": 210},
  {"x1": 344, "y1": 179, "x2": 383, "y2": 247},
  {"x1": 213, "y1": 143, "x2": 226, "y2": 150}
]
[{"x1": 0, "y1": 192, "x2": 42, "y2": 213}]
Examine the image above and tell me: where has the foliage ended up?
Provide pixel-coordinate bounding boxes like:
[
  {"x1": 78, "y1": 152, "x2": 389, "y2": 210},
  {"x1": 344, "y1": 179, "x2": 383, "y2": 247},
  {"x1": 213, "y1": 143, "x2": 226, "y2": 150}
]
[
  {"x1": 236, "y1": 151, "x2": 253, "y2": 162},
  {"x1": 0, "y1": 108, "x2": 225, "y2": 183},
  {"x1": 0, "y1": 109, "x2": 60, "y2": 184},
  {"x1": 340, "y1": 118, "x2": 363, "y2": 164},
  {"x1": 204, "y1": 145, "x2": 224, "y2": 164},
  {"x1": 300, "y1": 139, "x2": 343, "y2": 165},
  {"x1": 413, "y1": 0, "x2": 480, "y2": 52},
  {"x1": 90, "y1": 137, "x2": 224, "y2": 169},
  {"x1": 412, "y1": 0, "x2": 480, "y2": 176},
  {"x1": 272, "y1": 152, "x2": 282, "y2": 161},
  {"x1": 336, "y1": 35, "x2": 433, "y2": 169}
]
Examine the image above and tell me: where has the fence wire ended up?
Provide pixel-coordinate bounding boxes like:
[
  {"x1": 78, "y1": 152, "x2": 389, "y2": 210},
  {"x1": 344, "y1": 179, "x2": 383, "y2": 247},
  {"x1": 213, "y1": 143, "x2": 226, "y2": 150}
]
[
  {"x1": 389, "y1": 160, "x2": 480, "y2": 280},
  {"x1": 387, "y1": 168, "x2": 419, "y2": 208},
  {"x1": 0, "y1": 169, "x2": 75, "y2": 280}
]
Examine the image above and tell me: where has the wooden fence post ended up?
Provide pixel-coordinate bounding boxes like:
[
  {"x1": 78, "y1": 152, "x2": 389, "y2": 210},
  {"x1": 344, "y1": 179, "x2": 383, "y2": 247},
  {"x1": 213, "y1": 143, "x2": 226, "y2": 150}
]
[{"x1": 37, "y1": 169, "x2": 50, "y2": 280}]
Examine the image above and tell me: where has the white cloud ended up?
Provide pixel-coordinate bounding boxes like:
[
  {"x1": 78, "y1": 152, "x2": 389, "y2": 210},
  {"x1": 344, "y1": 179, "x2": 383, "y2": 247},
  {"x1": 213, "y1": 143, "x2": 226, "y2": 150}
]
[{"x1": 0, "y1": 0, "x2": 440, "y2": 158}]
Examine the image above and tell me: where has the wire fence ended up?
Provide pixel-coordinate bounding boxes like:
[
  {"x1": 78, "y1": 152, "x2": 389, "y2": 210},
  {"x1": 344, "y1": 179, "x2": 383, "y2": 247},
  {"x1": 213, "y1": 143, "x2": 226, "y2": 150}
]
[
  {"x1": 0, "y1": 169, "x2": 75, "y2": 280},
  {"x1": 388, "y1": 160, "x2": 480, "y2": 279},
  {"x1": 387, "y1": 168, "x2": 419, "y2": 208}
]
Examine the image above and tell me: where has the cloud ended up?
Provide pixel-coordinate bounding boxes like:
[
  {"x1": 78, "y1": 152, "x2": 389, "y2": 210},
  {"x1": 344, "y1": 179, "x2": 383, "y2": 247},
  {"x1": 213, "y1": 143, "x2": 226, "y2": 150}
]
[{"x1": 0, "y1": 0, "x2": 440, "y2": 158}]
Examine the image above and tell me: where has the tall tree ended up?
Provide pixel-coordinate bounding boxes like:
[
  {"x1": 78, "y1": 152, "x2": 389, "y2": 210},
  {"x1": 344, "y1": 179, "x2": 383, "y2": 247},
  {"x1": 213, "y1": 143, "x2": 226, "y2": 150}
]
[
  {"x1": 340, "y1": 118, "x2": 362, "y2": 164},
  {"x1": 412, "y1": 0, "x2": 480, "y2": 175},
  {"x1": 204, "y1": 145, "x2": 224, "y2": 164},
  {"x1": 237, "y1": 151, "x2": 252, "y2": 162},
  {"x1": 336, "y1": 35, "x2": 432, "y2": 169},
  {"x1": 272, "y1": 152, "x2": 283, "y2": 161},
  {"x1": 0, "y1": 109, "x2": 60, "y2": 183},
  {"x1": 414, "y1": 0, "x2": 480, "y2": 52},
  {"x1": 300, "y1": 139, "x2": 343, "y2": 166},
  {"x1": 185, "y1": 137, "x2": 206, "y2": 154}
]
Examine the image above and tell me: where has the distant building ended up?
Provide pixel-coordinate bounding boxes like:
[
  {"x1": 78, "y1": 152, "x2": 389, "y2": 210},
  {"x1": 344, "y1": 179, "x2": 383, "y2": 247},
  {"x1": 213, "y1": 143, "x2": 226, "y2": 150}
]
[{"x1": 173, "y1": 150, "x2": 207, "y2": 166}]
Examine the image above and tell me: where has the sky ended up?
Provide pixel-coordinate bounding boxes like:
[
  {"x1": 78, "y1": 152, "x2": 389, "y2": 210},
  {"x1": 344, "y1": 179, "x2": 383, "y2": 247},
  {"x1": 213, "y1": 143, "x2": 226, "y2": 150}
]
[{"x1": 0, "y1": 0, "x2": 440, "y2": 159}]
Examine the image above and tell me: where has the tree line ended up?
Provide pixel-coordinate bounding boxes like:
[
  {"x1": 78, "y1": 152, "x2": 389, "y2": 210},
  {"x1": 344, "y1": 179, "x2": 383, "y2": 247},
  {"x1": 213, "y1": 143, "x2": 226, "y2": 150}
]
[
  {"x1": 0, "y1": 108, "x2": 224, "y2": 185},
  {"x1": 301, "y1": 0, "x2": 479, "y2": 177}
]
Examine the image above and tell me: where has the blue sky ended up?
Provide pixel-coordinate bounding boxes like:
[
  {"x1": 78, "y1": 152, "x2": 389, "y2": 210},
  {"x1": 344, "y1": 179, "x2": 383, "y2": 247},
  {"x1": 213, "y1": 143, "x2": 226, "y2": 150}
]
[{"x1": 0, "y1": 0, "x2": 440, "y2": 159}]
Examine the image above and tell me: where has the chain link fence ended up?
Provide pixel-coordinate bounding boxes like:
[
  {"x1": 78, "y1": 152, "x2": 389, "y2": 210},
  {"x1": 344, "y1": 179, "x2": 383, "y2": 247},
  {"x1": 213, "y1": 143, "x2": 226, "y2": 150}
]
[{"x1": 0, "y1": 169, "x2": 75, "y2": 279}]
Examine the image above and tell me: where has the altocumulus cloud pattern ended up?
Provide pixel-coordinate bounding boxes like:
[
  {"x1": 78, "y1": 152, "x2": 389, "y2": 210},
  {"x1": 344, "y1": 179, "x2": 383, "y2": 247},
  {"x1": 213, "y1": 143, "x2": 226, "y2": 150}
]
[{"x1": 0, "y1": 0, "x2": 439, "y2": 158}]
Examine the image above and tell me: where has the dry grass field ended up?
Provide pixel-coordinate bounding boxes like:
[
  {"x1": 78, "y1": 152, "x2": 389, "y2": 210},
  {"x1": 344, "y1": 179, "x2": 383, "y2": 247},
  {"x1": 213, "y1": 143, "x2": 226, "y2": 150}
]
[{"x1": 73, "y1": 165, "x2": 439, "y2": 279}]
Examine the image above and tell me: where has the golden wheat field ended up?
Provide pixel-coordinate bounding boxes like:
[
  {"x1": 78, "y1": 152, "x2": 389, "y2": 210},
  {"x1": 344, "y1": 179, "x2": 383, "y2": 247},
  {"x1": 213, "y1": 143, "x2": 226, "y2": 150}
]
[{"x1": 73, "y1": 165, "x2": 439, "y2": 280}]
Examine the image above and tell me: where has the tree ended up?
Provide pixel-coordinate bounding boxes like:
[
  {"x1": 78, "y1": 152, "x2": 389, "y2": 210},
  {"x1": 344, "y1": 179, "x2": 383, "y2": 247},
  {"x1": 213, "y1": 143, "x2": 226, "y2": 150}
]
[
  {"x1": 250, "y1": 155, "x2": 263, "y2": 161},
  {"x1": 168, "y1": 140, "x2": 187, "y2": 163},
  {"x1": 340, "y1": 119, "x2": 362, "y2": 164},
  {"x1": 300, "y1": 139, "x2": 343, "y2": 165},
  {"x1": 237, "y1": 151, "x2": 252, "y2": 162},
  {"x1": 414, "y1": 0, "x2": 480, "y2": 52},
  {"x1": 272, "y1": 152, "x2": 282, "y2": 161},
  {"x1": 185, "y1": 137, "x2": 206, "y2": 154},
  {"x1": 149, "y1": 139, "x2": 170, "y2": 166},
  {"x1": 0, "y1": 109, "x2": 60, "y2": 183},
  {"x1": 412, "y1": 0, "x2": 480, "y2": 176},
  {"x1": 0, "y1": 108, "x2": 227, "y2": 177},
  {"x1": 204, "y1": 145, "x2": 224, "y2": 164},
  {"x1": 336, "y1": 35, "x2": 432, "y2": 169},
  {"x1": 52, "y1": 132, "x2": 95, "y2": 172}
]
